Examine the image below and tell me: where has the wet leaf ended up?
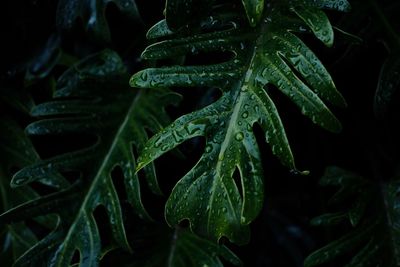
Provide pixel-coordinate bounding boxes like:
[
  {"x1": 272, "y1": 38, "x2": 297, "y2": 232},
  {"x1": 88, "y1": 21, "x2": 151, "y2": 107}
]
[
  {"x1": 1, "y1": 50, "x2": 180, "y2": 267},
  {"x1": 131, "y1": 0, "x2": 348, "y2": 243}
]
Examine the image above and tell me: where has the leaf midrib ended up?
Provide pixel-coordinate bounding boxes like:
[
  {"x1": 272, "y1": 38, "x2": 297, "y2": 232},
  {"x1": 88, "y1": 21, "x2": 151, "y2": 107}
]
[{"x1": 207, "y1": 31, "x2": 260, "y2": 236}]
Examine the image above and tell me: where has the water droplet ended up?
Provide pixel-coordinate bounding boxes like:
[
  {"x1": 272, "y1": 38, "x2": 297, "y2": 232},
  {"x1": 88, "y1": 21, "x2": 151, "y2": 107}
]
[
  {"x1": 235, "y1": 132, "x2": 244, "y2": 141},
  {"x1": 254, "y1": 105, "x2": 260, "y2": 113},
  {"x1": 205, "y1": 144, "x2": 213, "y2": 153},
  {"x1": 241, "y1": 111, "x2": 248, "y2": 118},
  {"x1": 154, "y1": 136, "x2": 162, "y2": 148},
  {"x1": 140, "y1": 71, "x2": 148, "y2": 81}
]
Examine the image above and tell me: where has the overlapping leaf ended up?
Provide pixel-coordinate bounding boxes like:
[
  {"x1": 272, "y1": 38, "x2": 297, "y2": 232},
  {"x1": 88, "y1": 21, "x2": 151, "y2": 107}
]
[
  {"x1": 0, "y1": 118, "x2": 46, "y2": 266},
  {"x1": 130, "y1": 0, "x2": 349, "y2": 244},
  {"x1": 0, "y1": 50, "x2": 180, "y2": 267},
  {"x1": 305, "y1": 166, "x2": 400, "y2": 267}
]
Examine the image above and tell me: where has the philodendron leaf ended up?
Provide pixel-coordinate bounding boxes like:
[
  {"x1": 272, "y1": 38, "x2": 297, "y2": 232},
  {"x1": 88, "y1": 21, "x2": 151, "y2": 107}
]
[
  {"x1": 131, "y1": 0, "x2": 348, "y2": 244},
  {"x1": 305, "y1": 166, "x2": 400, "y2": 267},
  {"x1": 56, "y1": 0, "x2": 143, "y2": 43},
  {"x1": 1, "y1": 50, "x2": 180, "y2": 267},
  {"x1": 0, "y1": 118, "x2": 58, "y2": 265}
]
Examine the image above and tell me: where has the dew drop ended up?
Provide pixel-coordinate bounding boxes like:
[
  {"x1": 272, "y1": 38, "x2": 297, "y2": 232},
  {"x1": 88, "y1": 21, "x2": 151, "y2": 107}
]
[
  {"x1": 254, "y1": 105, "x2": 260, "y2": 113},
  {"x1": 205, "y1": 144, "x2": 213, "y2": 153},
  {"x1": 235, "y1": 132, "x2": 244, "y2": 141},
  {"x1": 140, "y1": 71, "x2": 148, "y2": 81}
]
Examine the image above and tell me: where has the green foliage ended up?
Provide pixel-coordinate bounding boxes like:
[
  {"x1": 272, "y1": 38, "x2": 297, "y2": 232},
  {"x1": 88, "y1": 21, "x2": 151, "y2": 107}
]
[
  {"x1": 305, "y1": 166, "x2": 400, "y2": 267},
  {"x1": 1, "y1": 50, "x2": 180, "y2": 266},
  {"x1": 5, "y1": 0, "x2": 400, "y2": 266},
  {"x1": 0, "y1": 119, "x2": 41, "y2": 266},
  {"x1": 130, "y1": 0, "x2": 348, "y2": 244}
]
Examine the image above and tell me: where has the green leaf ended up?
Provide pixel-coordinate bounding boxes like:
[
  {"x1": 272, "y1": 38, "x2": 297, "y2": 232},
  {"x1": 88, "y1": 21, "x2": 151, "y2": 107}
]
[
  {"x1": 131, "y1": 0, "x2": 347, "y2": 243},
  {"x1": 0, "y1": 118, "x2": 57, "y2": 265},
  {"x1": 306, "y1": 166, "x2": 400, "y2": 267},
  {"x1": 290, "y1": 4, "x2": 334, "y2": 46},
  {"x1": 2, "y1": 50, "x2": 180, "y2": 267}
]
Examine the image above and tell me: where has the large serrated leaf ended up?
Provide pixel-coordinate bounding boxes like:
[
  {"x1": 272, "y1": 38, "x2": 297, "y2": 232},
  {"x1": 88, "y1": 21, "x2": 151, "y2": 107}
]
[
  {"x1": 130, "y1": 0, "x2": 348, "y2": 243},
  {"x1": 1, "y1": 50, "x2": 180, "y2": 267}
]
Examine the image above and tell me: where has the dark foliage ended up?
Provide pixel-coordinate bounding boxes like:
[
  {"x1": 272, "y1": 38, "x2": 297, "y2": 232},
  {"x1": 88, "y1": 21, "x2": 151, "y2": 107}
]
[{"x1": 1, "y1": 0, "x2": 399, "y2": 266}]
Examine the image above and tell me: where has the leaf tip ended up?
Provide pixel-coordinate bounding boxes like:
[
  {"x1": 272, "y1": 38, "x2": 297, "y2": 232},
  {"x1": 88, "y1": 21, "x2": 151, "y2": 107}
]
[
  {"x1": 129, "y1": 71, "x2": 146, "y2": 88},
  {"x1": 135, "y1": 161, "x2": 146, "y2": 174},
  {"x1": 10, "y1": 171, "x2": 28, "y2": 188}
]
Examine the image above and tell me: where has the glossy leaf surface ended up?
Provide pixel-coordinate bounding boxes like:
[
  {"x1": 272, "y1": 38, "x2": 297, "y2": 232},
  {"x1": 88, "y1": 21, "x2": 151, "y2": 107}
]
[
  {"x1": 131, "y1": 0, "x2": 348, "y2": 244},
  {"x1": 1, "y1": 50, "x2": 179, "y2": 267}
]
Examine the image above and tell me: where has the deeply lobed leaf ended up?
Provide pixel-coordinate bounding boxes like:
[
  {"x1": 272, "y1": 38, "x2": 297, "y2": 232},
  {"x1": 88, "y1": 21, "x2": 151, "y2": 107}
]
[
  {"x1": 131, "y1": 0, "x2": 349, "y2": 243},
  {"x1": 1, "y1": 50, "x2": 180, "y2": 267}
]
